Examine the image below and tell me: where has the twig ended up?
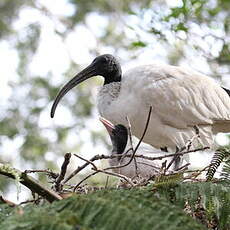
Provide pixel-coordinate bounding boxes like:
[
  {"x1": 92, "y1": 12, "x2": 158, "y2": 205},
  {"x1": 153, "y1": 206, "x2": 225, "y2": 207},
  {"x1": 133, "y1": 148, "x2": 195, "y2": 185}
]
[
  {"x1": 125, "y1": 116, "x2": 138, "y2": 177},
  {"x1": 183, "y1": 165, "x2": 210, "y2": 180},
  {"x1": 175, "y1": 163, "x2": 190, "y2": 172},
  {"x1": 72, "y1": 154, "x2": 135, "y2": 191},
  {"x1": 55, "y1": 153, "x2": 71, "y2": 192},
  {"x1": 0, "y1": 163, "x2": 62, "y2": 202},
  {"x1": 166, "y1": 147, "x2": 180, "y2": 171},
  {"x1": 73, "y1": 171, "x2": 98, "y2": 190},
  {"x1": 73, "y1": 168, "x2": 135, "y2": 191},
  {"x1": 74, "y1": 154, "x2": 97, "y2": 170},
  {"x1": 63, "y1": 154, "x2": 108, "y2": 184},
  {"x1": 24, "y1": 169, "x2": 58, "y2": 179},
  {"x1": 19, "y1": 198, "x2": 42, "y2": 206},
  {"x1": 125, "y1": 116, "x2": 134, "y2": 152},
  {"x1": 134, "y1": 106, "x2": 152, "y2": 153}
]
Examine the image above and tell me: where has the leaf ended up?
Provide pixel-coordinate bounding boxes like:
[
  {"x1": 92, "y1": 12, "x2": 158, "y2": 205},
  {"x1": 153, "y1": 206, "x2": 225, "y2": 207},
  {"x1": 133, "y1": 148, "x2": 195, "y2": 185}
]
[{"x1": 130, "y1": 41, "x2": 147, "y2": 49}]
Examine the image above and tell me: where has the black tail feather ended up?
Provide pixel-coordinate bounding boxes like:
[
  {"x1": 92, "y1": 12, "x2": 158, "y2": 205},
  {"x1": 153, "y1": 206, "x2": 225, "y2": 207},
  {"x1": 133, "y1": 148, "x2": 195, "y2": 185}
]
[{"x1": 222, "y1": 87, "x2": 230, "y2": 97}]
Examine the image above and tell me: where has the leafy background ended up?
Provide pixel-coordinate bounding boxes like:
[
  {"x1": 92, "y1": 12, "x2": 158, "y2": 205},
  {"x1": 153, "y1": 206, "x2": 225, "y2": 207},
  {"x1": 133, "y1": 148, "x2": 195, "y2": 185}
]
[{"x1": 0, "y1": 0, "x2": 229, "y2": 200}]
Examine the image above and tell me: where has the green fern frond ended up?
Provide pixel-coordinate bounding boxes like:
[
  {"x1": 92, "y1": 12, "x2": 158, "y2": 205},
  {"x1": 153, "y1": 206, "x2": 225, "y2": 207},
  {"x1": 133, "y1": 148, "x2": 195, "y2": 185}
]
[
  {"x1": 220, "y1": 157, "x2": 230, "y2": 183},
  {"x1": 153, "y1": 172, "x2": 183, "y2": 189},
  {"x1": 206, "y1": 148, "x2": 229, "y2": 181},
  {"x1": 0, "y1": 188, "x2": 206, "y2": 230}
]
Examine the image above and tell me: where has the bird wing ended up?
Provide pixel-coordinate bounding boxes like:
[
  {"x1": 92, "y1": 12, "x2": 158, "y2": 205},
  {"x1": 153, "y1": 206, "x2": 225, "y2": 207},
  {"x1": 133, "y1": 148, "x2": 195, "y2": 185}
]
[{"x1": 124, "y1": 64, "x2": 230, "y2": 129}]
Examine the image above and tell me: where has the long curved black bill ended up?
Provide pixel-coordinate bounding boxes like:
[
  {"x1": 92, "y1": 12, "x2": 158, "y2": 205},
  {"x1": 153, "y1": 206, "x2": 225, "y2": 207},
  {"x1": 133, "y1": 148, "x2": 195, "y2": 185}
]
[{"x1": 50, "y1": 63, "x2": 97, "y2": 118}]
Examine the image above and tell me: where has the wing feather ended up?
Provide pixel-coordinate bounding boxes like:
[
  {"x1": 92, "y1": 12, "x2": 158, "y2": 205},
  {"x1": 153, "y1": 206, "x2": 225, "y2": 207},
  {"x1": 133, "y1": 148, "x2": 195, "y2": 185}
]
[{"x1": 125, "y1": 64, "x2": 230, "y2": 129}]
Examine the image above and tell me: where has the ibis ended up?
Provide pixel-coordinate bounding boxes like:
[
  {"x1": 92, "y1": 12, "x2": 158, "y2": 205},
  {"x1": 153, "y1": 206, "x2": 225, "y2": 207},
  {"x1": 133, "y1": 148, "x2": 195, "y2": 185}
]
[
  {"x1": 100, "y1": 117, "x2": 160, "y2": 179},
  {"x1": 51, "y1": 54, "x2": 230, "y2": 152}
]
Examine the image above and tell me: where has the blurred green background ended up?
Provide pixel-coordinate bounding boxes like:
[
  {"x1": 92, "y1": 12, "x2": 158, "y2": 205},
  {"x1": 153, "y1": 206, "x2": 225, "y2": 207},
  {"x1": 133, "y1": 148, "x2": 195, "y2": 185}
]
[{"x1": 0, "y1": 0, "x2": 229, "y2": 199}]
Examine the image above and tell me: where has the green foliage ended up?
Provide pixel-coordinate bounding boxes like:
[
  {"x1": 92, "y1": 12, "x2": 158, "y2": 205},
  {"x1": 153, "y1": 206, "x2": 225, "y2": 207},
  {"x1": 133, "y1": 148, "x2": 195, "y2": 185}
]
[
  {"x1": 206, "y1": 148, "x2": 229, "y2": 181},
  {"x1": 0, "y1": 185, "x2": 209, "y2": 230},
  {"x1": 1, "y1": 182, "x2": 230, "y2": 229},
  {"x1": 153, "y1": 172, "x2": 184, "y2": 189},
  {"x1": 166, "y1": 182, "x2": 230, "y2": 229},
  {"x1": 220, "y1": 153, "x2": 230, "y2": 183},
  {"x1": 130, "y1": 41, "x2": 147, "y2": 49},
  {"x1": 0, "y1": 164, "x2": 21, "y2": 183}
]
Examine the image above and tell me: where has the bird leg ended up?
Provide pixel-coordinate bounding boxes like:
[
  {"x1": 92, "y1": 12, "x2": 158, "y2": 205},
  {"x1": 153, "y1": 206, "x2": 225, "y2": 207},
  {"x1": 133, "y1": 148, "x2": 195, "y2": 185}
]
[
  {"x1": 169, "y1": 126, "x2": 201, "y2": 171},
  {"x1": 184, "y1": 125, "x2": 201, "y2": 151},
  {"x1": 173, "y1": 146, "x2": 181, "y2": 170}
]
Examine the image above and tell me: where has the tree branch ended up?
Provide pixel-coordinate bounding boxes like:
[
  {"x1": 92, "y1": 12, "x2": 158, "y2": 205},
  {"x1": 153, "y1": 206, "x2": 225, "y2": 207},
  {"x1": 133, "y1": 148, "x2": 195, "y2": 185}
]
[{"x1": 0, "y1": 163, "x2": 62, "y2": 202}]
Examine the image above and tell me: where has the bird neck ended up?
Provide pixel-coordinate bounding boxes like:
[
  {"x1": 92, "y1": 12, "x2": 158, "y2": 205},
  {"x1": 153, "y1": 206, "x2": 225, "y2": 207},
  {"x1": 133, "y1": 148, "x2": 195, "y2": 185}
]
[
  {"x1": 111, "y1": 142, "x2": 123, "y2": 161},
  {"x1": 98, "y1": 82, "x2": 121, "y2": 103},
  {"x1": 103, "y1": 73, "x2": 121, "y2": 85}
]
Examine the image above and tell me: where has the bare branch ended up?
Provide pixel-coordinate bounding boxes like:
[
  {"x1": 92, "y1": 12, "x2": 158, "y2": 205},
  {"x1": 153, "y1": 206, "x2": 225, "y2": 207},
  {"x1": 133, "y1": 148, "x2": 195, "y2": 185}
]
[
  {"x1": 62, "y1": 154, "x2": 109, "y2": 184},
  {"x1": 125, "y1": 116, "x2": 138, "y2": 176},
  {"x1": 72, "y1": 154, "x2": 135, "y2": 190},
  {"x1": 74, "y1": 154, "x2": 97, "y2": 170},
  {"x1": 134, "y1": 106, "x2": 152, "y2": 154},
  {"x1": 0, "y1": 163, "x2": 62, "y2": 202},
  {"x1": 55, "y1": 153, "x2": 71, "y2": 192},
  {"x1": 25, "y1": 169, "x2": 58, "y2": 179}
]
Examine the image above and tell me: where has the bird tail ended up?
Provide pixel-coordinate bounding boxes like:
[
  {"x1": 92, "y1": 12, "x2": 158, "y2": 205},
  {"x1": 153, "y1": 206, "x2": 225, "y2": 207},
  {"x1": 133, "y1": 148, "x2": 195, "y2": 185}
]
[{"x1": 213, "y1": 120, "x2": 230, "y2": 134}]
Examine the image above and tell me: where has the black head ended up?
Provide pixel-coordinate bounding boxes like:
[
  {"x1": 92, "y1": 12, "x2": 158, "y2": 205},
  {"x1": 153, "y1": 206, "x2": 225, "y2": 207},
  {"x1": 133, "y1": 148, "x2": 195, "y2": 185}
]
[
  {"x1": 50, "y1": 54, "x2": 122, "y2": 118},
  {"x1": 91, "y1": 54, "x2": 122, "y2": 84},
  {"x1": 100, "y1": 117, "x2": 128, "y2": 155}
]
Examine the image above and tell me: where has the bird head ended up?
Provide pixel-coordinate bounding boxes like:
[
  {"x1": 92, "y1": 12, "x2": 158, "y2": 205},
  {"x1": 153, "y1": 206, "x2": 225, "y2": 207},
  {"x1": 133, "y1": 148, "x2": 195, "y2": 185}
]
[
  {"x1": 99, "y1": 117, "x2": 128, "y2": 155},
  {"x1": 50, "y1": 54, "x2": 121, "y2": 118}
]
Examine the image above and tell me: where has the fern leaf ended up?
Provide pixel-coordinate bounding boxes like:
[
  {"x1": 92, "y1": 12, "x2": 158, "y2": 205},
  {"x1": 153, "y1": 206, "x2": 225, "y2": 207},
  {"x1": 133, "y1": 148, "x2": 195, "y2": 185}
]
[
  {"x1": 206, "y1": 148, "x2": 229, "y2": 181},
  {"x1": 154, "y1": 172, "x2": 183, "y2": 189},
  {"x1": 220, "y1": 158, "x2": 230, "y2": 183}
]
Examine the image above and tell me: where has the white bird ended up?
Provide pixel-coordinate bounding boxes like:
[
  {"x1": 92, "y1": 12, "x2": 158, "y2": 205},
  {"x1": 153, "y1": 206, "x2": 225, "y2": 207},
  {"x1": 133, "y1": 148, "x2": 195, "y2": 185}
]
[
  {"x1": 51, "y1": 54, "x2": 230, "y2": 152},
  {"x1": 99, "y1": 117, "x2": 161, "y2": 179}
]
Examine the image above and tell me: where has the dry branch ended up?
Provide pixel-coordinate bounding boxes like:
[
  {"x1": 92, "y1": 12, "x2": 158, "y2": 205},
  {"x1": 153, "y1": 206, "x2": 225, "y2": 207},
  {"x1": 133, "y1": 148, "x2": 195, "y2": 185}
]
[
  {"x1": 55, "y1": 153, "x2": 71, "y2": 192},
  {"x1": 0, "y1": 163, "x2": 62, "y2": 202},
  {"x1": 73, "y1": 154, "x2": 135, "y2": 190}
]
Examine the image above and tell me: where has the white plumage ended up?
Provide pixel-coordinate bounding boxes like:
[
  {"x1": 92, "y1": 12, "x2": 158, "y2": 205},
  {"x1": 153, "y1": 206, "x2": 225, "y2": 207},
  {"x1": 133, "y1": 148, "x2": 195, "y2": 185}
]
[
  {"x1": 51, "y1": 54, "x2": 230, "y2": 153},
  {"x1": 98, "y1": 64, "x2": 230, "y2": 149}
]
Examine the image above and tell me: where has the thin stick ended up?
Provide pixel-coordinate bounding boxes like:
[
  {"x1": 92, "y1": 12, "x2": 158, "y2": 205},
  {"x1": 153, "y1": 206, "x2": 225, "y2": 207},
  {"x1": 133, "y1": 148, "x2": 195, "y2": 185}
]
[
  {"x1": 73, "y1": 167, "x2": 134, "y2": 191},
  {"x1": 73, "y1": 171, "x2": 98, "y2": 190},
  {"x1": 125, "y1": 116, "x2": 134, "y2": 153},
  {"x1": 133, "y1": 106, "x2": 152, "y2": 154},
  {"x1": 73, "y1": 154, "x2": 135, "y2": 189},
  {"x1": 55, "y1": 153, "x2": 71, "y2": 192},
  {"x1": 74, "y1": 154, "x2": 97, "y2": 170},
  {"x1": 125, "y1": 116, "x2": 138, "y2": 177},
  {"x1": 24, "y1": 169, "x2": 58, "y2": 179},
  {"x1": 166, "y1": 148, "x2": 179, "y2": 171},
  {"x1": 175, "y1": 163, "x2": 190, "y2": 172}
]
